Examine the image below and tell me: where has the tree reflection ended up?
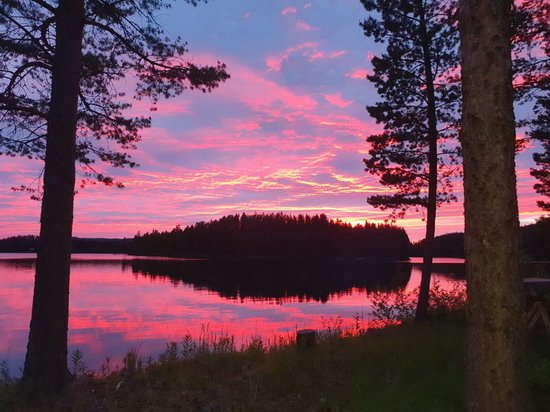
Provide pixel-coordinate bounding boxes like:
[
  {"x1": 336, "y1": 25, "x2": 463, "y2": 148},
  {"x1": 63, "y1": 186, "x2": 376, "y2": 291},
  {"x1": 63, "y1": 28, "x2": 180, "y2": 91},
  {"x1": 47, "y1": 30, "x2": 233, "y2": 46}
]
[{"x1": 131, "y1": 258, "x2": 413, "y2": 303}]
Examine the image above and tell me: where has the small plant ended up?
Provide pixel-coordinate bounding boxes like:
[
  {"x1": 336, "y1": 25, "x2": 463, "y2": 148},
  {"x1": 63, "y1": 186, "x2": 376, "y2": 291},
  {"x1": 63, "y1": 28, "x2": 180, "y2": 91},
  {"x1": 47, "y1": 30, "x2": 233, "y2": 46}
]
[
  {"x1": 429, "y1": 280, "x2": 467, "y2": 318},
  {"x1": 145, "y1": 355, "x2": 156, "y2": 368},
  {"x1": 211, "y1": 334, "x2": 236, "y2": 354},
  {"x1": 318, "y1": 316, "x2": 344, "y2": 341},
  {"x1": 70, "y1": 349, "x2": 87, "y2": 376},
  {"x1": 0, "y1": 360, "x2": 10, "y2": 384},
  {"x1": 370, "y1": 280, "x2": 467, "y2": 325},
  {"x1": 99, "y1": 357, "x2": 111, "y2": 378},
  {"x1": 158, "y1": 342, "x2": 179, "y2": 364},
  {"x1": 370, "y1": 289, "x2": 416, "y2": 326},
  {"x1": 244, "y1": 335, "x2": 265, "y2": 354},
  {"x1": 266, "y1": 333, "x2": 294, "y2": 350},
  {"x1": 344, "y1": 312, "x2": 366, "y2": 337},
  {"x1": 122, "y1": 348, "x2": 141, "y2": 375},
  {"x1": 180, "y1": 333, "x2": 198, "y2": 360}
]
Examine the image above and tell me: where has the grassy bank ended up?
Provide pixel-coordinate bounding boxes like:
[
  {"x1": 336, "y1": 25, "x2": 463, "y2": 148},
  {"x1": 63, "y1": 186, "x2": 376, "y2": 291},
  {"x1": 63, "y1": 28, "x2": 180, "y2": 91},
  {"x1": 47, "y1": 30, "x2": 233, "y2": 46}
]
[{"x1": 1, "y1": 321, "x2": 549, "y2": 411}]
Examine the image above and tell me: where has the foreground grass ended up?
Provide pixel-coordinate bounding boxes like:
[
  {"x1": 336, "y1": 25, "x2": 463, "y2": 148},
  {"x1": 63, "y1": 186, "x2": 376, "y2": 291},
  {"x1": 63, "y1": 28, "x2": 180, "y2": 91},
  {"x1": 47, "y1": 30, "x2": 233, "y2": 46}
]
[{"x1": 1, "y1": 322, "x2": 549, "y2": 411}]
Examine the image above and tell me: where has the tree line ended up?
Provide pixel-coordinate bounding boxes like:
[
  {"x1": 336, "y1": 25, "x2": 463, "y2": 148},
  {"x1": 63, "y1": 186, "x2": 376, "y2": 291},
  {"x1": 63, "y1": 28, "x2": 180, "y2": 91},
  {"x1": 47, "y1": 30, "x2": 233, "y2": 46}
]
[
  {"x1": 410, "y1": 217, "x2": 550, "y2": 260},
  {"x1": 0, "y1": 235, "x2": 131, "y2": 254},
  {"x1": 130, "y1": 213, "x2": 411, "y2": 259}
]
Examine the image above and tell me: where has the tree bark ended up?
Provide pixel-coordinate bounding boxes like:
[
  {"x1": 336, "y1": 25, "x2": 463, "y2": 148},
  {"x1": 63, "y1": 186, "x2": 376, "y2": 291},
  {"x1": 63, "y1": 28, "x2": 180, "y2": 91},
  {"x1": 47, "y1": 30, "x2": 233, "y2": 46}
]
[
  {"x1": 22, "y1": 0, "x2": 85, "y2": 395},
  {"x1": 415, "y1": 2, "x2": 438, "y2": 322},
  {"x1": 459, "y1": 0, "x2": 526, "y2": 410}
]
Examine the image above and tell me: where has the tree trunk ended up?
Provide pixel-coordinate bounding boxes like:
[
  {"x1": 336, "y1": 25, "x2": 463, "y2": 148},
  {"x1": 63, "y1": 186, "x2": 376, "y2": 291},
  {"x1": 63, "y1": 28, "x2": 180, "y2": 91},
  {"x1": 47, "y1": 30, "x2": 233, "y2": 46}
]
[
  {"x1": 415, "y1": 2, "x2": 438, "y2": 322},
  {"x1": 22, "y1": 0, "x2": 85, "y2": 395},
  {"x1": 459, "y1": 0, "x2": 526, "y2": 410}
]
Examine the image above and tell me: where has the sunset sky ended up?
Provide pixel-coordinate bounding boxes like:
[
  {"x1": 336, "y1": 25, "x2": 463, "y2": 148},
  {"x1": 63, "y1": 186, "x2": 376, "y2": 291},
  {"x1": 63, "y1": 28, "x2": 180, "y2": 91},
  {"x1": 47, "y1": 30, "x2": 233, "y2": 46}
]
[{"x1": 0, "y1": 0, "x2": 544, "y2": 241}]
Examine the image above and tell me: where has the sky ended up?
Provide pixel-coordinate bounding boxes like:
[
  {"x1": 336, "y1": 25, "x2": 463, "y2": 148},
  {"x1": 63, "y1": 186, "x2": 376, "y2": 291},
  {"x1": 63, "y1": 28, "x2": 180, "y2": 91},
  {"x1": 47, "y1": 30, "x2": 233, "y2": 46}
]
[{"x1": 0, "y1": 0, "x2": 544, "y2": 241}]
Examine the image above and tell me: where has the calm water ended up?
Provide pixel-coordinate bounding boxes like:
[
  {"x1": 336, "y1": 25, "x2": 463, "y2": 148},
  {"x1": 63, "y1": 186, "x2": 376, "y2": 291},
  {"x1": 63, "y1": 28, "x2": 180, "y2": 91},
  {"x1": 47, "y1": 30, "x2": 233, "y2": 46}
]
[{"x1": 0, "y1": 253, "x2": 518, "y2": 375}]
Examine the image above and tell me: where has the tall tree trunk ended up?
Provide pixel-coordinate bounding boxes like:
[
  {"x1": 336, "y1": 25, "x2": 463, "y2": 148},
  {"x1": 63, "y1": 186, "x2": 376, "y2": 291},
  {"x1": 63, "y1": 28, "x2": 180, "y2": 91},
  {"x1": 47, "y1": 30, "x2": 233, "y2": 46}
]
[
  {"x1": 22, "y1": 0, "x2": 85, "y2": 395},
  {"x1": 459, "y1": 0, "x2": 526, "y2": 410},
  {"x1": 415, "y1": 2, "x2": 439, "y2": 322}
]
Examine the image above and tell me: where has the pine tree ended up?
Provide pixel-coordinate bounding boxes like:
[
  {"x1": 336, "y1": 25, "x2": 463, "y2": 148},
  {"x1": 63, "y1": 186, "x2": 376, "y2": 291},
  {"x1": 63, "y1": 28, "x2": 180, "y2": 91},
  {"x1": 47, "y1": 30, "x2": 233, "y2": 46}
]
[
  {"x1": 0, "y1": 0, "x2": 228, "y2": 394},
  {"x1": 360, "y1": 0, "x2": 461, "y2": 320},
  {"x1": 512, "y1": 0, "x2": 549, "y2": 211}
]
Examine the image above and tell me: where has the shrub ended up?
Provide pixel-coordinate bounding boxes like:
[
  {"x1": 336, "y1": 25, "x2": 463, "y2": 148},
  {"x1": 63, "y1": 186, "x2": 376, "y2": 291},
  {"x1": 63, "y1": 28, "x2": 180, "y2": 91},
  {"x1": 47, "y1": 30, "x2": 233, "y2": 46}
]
[
  {"x1": 0, "y1": 360, "x2": 10, "y2": 384},
  {"x1": 370, "y1": 280, "x2": 466, "y2": 325},
  {"x1": 70, "y1": 349, "x2": 87, "y2": 376}
]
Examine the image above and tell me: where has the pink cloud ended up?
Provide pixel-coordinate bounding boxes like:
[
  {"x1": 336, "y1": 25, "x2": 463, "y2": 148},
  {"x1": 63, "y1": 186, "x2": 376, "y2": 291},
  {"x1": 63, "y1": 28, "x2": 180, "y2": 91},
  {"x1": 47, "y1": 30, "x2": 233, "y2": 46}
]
[
  {"x1": 322, "y1": 93, "x2": 354, "y2": 108},
  {"x1": 295, "y1": 20, "x2": 319, "y2": 32},
  {"x1": 265, "y1": 55, "x2": 286, "y2": 72},
  {"x1": 221, "y1": 118, "x2": 261, "y2": 132},
  {"x1": 281, "y1": 6, "x2": 297, "y2": 16},
  {"x1": 266, "y1": 44, "x2": 346, "y2": 71},
  {"x1": 266, "y1": 42, "x2": 319, "y2": 71},
  {"x1": 3, "y1": 51, "x2": 545, "y2": 246},
  {"x1": 346, "y1": 68, "x2": 370, "y2": 79},
  {"x1": 305, "y1": 49, "x2": 347, "y2": 61},
  {"x1": 225, "y1": 60, "x2": 318, "y2": 113}
]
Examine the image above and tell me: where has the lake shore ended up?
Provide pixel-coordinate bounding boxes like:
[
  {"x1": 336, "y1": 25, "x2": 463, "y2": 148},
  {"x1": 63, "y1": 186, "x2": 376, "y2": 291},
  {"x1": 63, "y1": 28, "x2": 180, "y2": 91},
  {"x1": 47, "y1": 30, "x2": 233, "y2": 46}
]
[{"x1": 2, "y1": 320, "x2": 549, "y2": 411}]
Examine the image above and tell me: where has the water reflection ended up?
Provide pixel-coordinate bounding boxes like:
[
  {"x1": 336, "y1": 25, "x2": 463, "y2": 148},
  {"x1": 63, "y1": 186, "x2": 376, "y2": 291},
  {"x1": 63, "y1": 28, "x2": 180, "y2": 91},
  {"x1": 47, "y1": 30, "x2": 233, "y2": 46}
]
[
  {"x1": 0, "y1": 255, "x2": 468, "y2": 376},
  {"x1": 130, "y1": 259, "x2": 412, "y2": 303}
]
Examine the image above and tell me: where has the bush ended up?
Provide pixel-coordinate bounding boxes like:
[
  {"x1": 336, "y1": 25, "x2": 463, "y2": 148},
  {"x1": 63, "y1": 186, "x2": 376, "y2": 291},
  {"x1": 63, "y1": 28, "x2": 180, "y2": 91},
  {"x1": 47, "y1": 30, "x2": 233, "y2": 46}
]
[{"x1": 370, "y1": 280, "x2": 466, "y2": 325}]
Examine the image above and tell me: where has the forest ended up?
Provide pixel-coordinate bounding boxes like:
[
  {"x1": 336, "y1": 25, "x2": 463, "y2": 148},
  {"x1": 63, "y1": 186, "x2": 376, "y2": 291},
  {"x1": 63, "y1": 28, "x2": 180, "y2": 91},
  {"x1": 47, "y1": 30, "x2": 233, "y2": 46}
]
[
  {"x1": 129, "y1": 213, "x2": 411, "y2": 259},
  {"x1": 0, "y1": 235, "x2": 131, "y2": 254},
  {"x1": 3, "y1": 215, "x2": 548, "y2": 260},
  {"x1": 410, "y1": 217, "x2": 550, "y2": 260}
]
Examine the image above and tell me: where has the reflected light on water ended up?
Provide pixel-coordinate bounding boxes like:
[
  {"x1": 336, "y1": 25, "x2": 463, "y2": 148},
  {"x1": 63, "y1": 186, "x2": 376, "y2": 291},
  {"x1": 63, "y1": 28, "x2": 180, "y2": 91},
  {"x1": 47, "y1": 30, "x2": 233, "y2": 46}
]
[{"x1": 0, "y1": 254, "x2": 466, "y2": 375}]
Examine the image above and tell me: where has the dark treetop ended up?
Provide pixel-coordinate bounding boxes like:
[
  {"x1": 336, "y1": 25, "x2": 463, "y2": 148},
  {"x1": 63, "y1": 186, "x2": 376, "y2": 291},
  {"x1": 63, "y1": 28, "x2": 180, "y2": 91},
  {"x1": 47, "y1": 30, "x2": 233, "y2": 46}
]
[
  {"x1": 0, "y1": 0, "x2": 229, "y2": 192},
  {"x1": 130, "y1": 213, "x2": 411, "y2": 259}
]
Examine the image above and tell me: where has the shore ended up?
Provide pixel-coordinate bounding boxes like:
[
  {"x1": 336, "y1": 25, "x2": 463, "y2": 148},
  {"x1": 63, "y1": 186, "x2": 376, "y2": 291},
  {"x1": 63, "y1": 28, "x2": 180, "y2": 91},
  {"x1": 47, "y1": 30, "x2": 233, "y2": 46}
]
[{"x1": 2, "y1": 320, "x2": 549, "y2": 411}]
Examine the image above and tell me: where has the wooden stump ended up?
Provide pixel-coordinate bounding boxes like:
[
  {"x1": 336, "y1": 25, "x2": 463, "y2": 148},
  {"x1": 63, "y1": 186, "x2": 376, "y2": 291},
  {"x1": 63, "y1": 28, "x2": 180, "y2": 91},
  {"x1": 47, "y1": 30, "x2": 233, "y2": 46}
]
[{"x1": 296, "y1": 329, "x2": 316, "y2": 353}]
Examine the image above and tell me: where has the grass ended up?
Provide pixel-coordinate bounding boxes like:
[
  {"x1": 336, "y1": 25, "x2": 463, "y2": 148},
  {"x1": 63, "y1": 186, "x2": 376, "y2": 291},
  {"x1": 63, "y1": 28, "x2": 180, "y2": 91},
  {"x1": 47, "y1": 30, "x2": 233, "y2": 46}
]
[
  {"x1": 1, "y1": 320, "x2": 549, "y2": 411},
  {"x1": 1, "y1": 321, "x2": 470, "y2": 411}
]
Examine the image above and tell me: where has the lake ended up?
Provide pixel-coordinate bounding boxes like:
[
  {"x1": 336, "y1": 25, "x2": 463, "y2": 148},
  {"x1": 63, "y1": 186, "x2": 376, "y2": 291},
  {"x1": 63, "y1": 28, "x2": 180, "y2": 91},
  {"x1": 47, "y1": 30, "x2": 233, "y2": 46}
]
[{"x1": 0, "y1": 254, "x2": 544, "y2": 375}]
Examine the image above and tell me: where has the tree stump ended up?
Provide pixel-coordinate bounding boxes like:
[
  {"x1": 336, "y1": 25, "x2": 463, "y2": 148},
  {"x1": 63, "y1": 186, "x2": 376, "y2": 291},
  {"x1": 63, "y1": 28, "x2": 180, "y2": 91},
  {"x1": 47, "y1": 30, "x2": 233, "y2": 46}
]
[{"x1": 296, "y1": 329, "x2": 316, "y2": 353}]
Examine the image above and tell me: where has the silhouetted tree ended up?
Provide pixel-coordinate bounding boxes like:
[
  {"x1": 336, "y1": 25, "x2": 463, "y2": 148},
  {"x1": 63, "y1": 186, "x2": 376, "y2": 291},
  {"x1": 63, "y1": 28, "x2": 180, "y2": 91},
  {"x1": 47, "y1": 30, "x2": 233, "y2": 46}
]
[
  {"x1": 0, "y1": 0, "x2": 228, "y2": 394},
  {"x1": 512, "y1": 0, "x2": 549, "y2": 212},
  {"x1": 360, "y1": 0, "x2": 461, "y2": 320},
  {"x1": 459, "y1": 0, "x2": 525, "y2": 409},
  {"x1": 531, "y1": 118, "x2": 550, "y2": 211},
  {"x1": 528, "y1": 90, "x2": 549, "y2": 211}
]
